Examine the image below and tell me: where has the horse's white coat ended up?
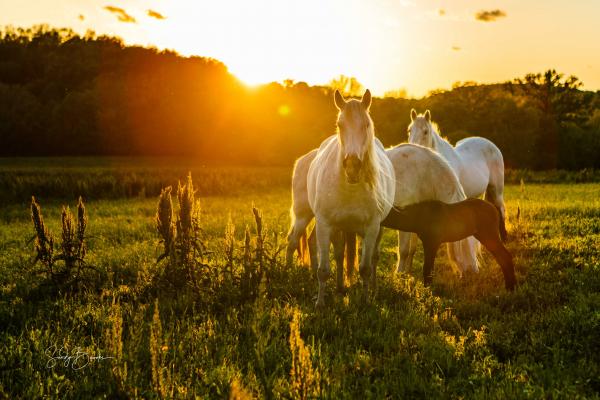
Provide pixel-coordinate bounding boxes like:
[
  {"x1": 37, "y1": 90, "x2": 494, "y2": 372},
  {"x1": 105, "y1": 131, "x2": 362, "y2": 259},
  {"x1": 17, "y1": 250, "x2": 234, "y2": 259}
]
[
  {"x1": 307, "y1": 91, "x2": 395, "y2": 307},
  {"x1": 407, "y1": 110, "x2": 506, "y2": 217},
  {"x1": 286, "y1": 149, "x2": 317, "y2": 268}
]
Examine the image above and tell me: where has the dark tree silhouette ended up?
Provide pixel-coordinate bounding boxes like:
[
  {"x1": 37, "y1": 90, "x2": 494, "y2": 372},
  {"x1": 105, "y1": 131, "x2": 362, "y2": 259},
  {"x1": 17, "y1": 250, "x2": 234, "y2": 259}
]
[{"x1": 0, "y1": 26, "x2": 599, "y2": 169}]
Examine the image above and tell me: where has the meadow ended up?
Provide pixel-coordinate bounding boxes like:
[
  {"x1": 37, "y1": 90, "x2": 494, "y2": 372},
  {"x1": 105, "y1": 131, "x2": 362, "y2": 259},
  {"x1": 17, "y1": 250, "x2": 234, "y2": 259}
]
[{"x1": 0, "y1": 161, "x2": 599, "y2": 399}]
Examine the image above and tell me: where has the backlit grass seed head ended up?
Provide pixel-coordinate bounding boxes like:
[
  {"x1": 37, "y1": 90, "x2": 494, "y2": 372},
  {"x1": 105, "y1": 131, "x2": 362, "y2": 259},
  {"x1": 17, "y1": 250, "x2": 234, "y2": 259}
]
[
  {"x1": 243, "y1": 225, "x2": 252, "y2": 267},
  {"x1": 31, "y1": 196, "x2": 54, "y2": 264},
  {"x1": 177, "y1": 173, "x2": 196, "y2": 235},
  {"x1": 229, "y1": 378, "x2": 253, "y2": 400},
  {"x1": 150, "y1": 299, "x2": 168, "y2": 397},
  {"x1": 225, "y1": 213, "x2": 235, "y2": 268},
  {"x1": 31, "y1": 196, "x2": 46, "y2": 241},
  {"x1": 107, "y1": 302, "x2": 123, "y2": 361},
  {"x1": 289, "y1": 309, "x2": 320, "y2": 400},
  {"x1": 61, "y1": 206, "x2": 76, "y2": 260},
  {"x1": 77, "y1": 196, "x2": 87, "y2": 257},
  {"x1": 157, "y1": 186, "x2": 175, "y2": 248},
  {"x1": 225, "y1": 213, "x2": 235, "y2": 247},
  {"x1": 61, "y1": 206, "x2": 75, "y2": 245}
]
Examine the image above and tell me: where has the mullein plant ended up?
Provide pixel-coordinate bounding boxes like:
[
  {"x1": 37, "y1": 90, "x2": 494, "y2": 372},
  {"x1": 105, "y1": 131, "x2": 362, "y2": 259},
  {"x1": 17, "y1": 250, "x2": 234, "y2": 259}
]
[
  {"x1": 31, "y1": 196, "x2": 92, "y2": 287},
  {"x1": 31, "y1": 196, "x2": 54, "y2": 274},
  {"x1": 156, "y1": 173, "x2": 206, "y2": 290},
  {"x1": 156, "y1": 186, "x2": 175, "y2": 265}
]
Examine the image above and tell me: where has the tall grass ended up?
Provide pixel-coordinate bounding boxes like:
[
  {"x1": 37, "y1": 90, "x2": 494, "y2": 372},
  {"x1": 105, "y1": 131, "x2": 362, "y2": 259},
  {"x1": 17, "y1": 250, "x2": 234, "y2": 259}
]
[
  {"x1": 1, "y1": 167, "x2": 599, "y2": 398},
  {"x1": 2, "y1": 157, "x2": 599, "y2": 203},
  {"x1": 0, "y1": 159, "x2": 291, "y2": 202}
]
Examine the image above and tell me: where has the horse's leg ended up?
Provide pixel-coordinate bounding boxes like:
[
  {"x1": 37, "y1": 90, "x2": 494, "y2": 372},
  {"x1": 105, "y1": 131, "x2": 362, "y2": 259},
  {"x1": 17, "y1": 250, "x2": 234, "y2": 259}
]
[
  {"x1": 308, "y1": 226, "x2": 318, "y2": 273},
  {"x1": 315, "y1": 221, "x2": 332, "y2": 308},
  {"x1": 477, "y1": 234, "x2": 517, "y2": 291},
  {"x1": 423, "y1": 240, "x2": 440, "y2": 286},
  {"x1": 446, "y1": 241, "x2": 464, "y2": 277},
  {"x1": 359, "y1": 222, "x2": 380, "y2": 301},
  {"x1": 485, "y1": 182, "x2": 507, "y2": 242},
  {"x1": 407, "y1": 233, "x2": 418, "y2": 268},
  {"x1": 465, "y1": 236, "x2": 480, "y2": 273},
  {"x1": 286, "y1": 215, "x2": 312, "y2": 267},
  {"x1": 332, "y1": 230, "x2": 346, "y2": 294},
  {"x1": 370, "y1": 227, "x2": 384, "y2": 292},
  {"x1": 396, "y1": 231, "x2": 412, "y2": 273},
  {"x1": 344, "y1": 232, "x2": 357, "y2": 280}
]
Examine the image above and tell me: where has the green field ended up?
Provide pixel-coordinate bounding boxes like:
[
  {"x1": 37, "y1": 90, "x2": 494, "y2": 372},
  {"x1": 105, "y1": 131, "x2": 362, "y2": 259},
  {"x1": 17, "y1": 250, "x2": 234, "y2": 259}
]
[{"x1": 0, "y1": 164, "x2": 599, "y2": 399}]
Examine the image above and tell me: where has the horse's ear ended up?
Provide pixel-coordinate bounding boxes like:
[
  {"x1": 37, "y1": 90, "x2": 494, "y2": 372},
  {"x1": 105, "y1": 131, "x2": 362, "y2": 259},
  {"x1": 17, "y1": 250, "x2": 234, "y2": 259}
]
[
  {"x1": 410, "y1": 108, "x2": 417, "y2": 121},
  {"x1": 361, "y1": 89, "x2": 372, "y2": 110},
  {"x1": 334, "y1": 90, "x2": 346, "y2": 110},
  {"x1": 424, "y1": 109, "x2": 431, "y2": 122}
]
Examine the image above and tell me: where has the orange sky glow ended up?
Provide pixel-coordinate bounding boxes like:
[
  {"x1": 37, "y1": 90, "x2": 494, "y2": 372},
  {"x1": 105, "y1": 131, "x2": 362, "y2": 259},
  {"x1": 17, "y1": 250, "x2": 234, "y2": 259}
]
[{"x1": 1, "y1": 0, "x2": 599, "y2": 97}]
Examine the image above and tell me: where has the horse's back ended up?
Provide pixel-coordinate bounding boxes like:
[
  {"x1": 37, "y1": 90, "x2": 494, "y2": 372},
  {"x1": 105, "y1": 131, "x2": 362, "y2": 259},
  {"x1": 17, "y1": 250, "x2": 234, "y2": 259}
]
[
  {"x1": 291, "y1": 149, "x2": 317, "y2": 217},
  {"x1": 455, "y1": 137, "x2": 504, "y2": 171},
  {"x1": 453, "y1": 137, "x2": 502, "y2": 196},
  {"x1": 386, "y1": 144, "x2": 465, "y2": 206}
]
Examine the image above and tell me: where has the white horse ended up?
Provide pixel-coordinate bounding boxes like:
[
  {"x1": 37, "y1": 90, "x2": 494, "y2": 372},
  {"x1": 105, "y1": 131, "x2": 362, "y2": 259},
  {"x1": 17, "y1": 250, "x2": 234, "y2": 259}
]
[
  {"x1": 286, "y1": 149, "x2": 317, "y2": 269},
  {"x1": 286, "y1": 147, "x2": 358, "y2": 279},
  {"x1": 386, "y1": 144, "x2": 479, "y2": 275},
  {"x1": 287, "y1": 142, "x2": 479, "y2": 281},
  {"x1": 307, "y1": 89, "x2": 395, "y2": 307},
  {"x1": 407, "y1": 110, "x2": 507, "y2": 240}
]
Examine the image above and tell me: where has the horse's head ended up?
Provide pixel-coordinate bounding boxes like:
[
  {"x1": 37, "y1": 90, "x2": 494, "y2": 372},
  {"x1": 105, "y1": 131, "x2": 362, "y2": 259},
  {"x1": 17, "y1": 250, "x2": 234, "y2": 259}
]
[
  {"x1": 408, "y1": 109, "x2": 433, "y2": 148},
  {"x1": 334, "y1": 89, "x2": 373, "y2": 184}
]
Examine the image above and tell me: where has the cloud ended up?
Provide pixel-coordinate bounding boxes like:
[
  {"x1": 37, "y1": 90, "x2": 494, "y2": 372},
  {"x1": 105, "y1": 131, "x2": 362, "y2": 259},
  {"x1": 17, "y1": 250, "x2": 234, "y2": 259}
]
[
  {"x1": 475, "y1": 9, "x2": 507, "y2": 22},
  {"x1": 451, "y1": 46, "x2": 461, "y2": 51},
  {"x1": 104, "y1": 6, "x2": 136, "y2": 23},
  {"x1": 147, "y1": 9, "x2": 166, "y2": 20}
]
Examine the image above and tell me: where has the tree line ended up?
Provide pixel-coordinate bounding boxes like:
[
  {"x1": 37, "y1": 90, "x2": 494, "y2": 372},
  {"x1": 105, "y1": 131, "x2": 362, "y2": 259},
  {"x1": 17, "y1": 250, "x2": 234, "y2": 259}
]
[{"x1": 1, "y1": 26, "x2": 599, "y2": 169}]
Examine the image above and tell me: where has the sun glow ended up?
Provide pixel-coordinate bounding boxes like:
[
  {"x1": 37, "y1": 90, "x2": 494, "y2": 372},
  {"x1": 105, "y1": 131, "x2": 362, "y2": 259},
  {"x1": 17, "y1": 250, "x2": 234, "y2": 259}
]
[
  {"x1": 2, "y1": 0, "x2": 599, "y2": 96},
  {"x1": 137, "y1": 0, "x2": 408, "y2": 93}
]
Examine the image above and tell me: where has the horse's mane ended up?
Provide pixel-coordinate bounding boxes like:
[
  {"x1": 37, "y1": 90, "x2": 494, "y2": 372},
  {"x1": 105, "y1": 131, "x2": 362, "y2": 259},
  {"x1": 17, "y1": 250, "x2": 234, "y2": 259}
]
[{"x1": 428, "y1": 120, "x2": 453, "y2": 152}]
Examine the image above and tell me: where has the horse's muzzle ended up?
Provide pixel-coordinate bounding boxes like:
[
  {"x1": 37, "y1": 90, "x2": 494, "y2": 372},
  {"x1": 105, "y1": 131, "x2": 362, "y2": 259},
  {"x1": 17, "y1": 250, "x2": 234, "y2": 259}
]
[{"x1": 343, "y1": 154, "x2": 362, "y2": 184}]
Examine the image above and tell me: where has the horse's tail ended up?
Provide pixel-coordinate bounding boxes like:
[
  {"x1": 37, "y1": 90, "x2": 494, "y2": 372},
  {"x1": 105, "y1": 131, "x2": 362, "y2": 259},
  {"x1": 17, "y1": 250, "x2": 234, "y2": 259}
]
[
  {"x1": 297, "y1": 229, "x2": 310, "y2": 267},
  {"x1": 344, "y1": 232, "x2": 358, "y2": 278}
]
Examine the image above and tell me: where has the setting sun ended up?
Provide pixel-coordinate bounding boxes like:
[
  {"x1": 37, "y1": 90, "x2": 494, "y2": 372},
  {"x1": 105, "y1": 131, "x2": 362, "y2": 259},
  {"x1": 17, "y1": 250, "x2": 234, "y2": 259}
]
[{"x1": 1, "y1": 0, "x2": 599, "y2": 95}]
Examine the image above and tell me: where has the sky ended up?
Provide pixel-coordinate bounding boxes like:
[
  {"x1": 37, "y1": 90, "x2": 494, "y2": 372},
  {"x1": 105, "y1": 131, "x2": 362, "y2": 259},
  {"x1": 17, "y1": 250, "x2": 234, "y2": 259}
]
[{"x1": 1, "y1": 0, "x2": 599, "y2": 97}]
